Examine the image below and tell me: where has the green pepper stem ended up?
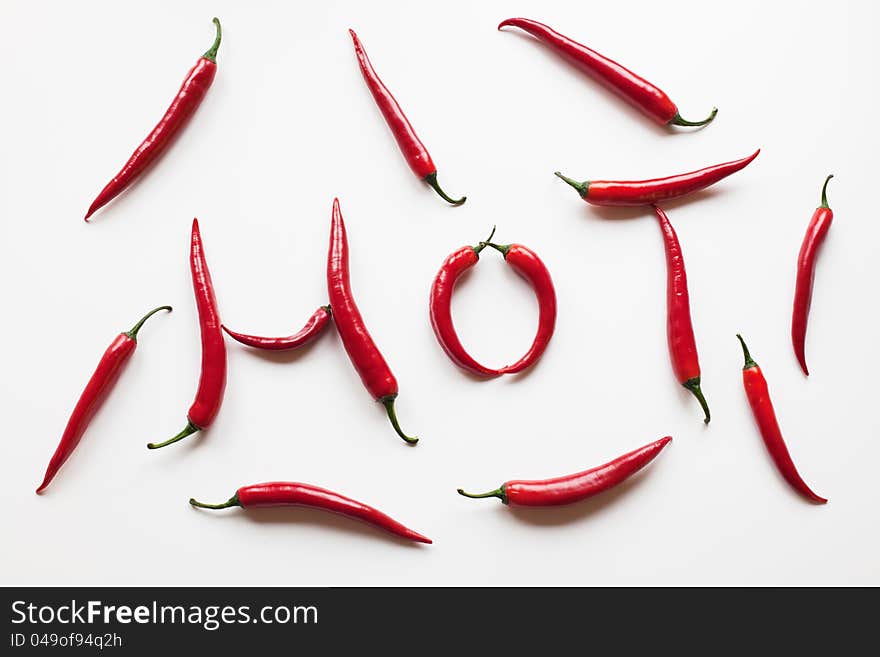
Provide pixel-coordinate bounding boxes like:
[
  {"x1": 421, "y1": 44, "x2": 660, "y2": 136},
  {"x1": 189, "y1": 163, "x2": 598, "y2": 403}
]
[
  {"x1": 736, "y1": 334, "x2": 758, "y2": 370},
  {"x1": 381, "y1": 397, "x2": 418, "y2": 444},
  {"x1": 554, "y1": 171, "x2": 589, "y2": 197},
  {"x1": 125, "y1": 305, "x2": 172, "y2": 341},
  {"x1": 457, "y1": 487, "x2": 505, "y2": 502},
  {"x1": 683, "y1": 377, "x2": 711, "y2": 425},
  {"x1": 148, "y1": 421, "x2": 199, "y2": 450},
  {"x1": 203, "y1": 17, "x2": 222, "y2": 62},
  {"x1": 820, "y1": 174, "x2": 834, "y2": 209},
  {"x1": 473, "y1": 226, "x2": 497, "y2": 254},
  {"x1": 669, "y1": 107, "x2": 718, "y2": 127},
  {"x1": 424, "y1": 172, "x2": 466, "y2": 205},
  {"x1": 481, "y1": 241, "x2": 511, "y2": 257},
  {"x1": 189, "y1": 493, "x2": 240, "y2": 510}
]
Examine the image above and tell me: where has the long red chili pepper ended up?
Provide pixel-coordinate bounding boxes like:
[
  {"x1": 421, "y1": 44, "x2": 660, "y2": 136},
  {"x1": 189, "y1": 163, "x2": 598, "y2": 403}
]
[
  {"x1": 429, "y1": 227, "x2": 503, "y2": 377},
  {"x1": 655, "y1": 206, "x2": 710, "y2": 423},
  {"x1": 36, "y1": 306, "x2": 171, "y2": 493},
  {"x1": 458, "y1": 437, "x2": 672, "y2": 506},
  {"x1": 555, "y1": 150, "x2": 759, "y2": 207},
  {"x1": 481, "y1": 237, "x2": 557, "y2": 374},
  {"x1": 349, "y1": 29, "x2": 465, "y2": 206},
  {"x1": 499, "y1": 18, "x2": 716, "y2": 127},
  {"x1": 327, "y1": 198, "x2": 417, "y2": 444},
  {"x1": 190, "y1": 482, "x2": 431, "y2": 544},
  {"x1": 84, "y1": 18, "x2": 222, "y2": 221},
  {"x1": 223, "y1": 306, "x2": 332, "y2": 351},
  {"x1": 792, "y1": 175, "x2": 834, "y2": 376},
  {"x1": 736, "y1": 335, "x2": 827, "y2": 504},
  {"x1": 148, "y1": 219, "x2": 226, "y2": 449}
]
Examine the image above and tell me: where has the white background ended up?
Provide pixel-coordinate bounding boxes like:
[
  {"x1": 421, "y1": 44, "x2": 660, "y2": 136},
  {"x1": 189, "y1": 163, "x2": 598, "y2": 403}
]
[{"x1": 1, "y1": 0, "x2": 878, "y2": 586}]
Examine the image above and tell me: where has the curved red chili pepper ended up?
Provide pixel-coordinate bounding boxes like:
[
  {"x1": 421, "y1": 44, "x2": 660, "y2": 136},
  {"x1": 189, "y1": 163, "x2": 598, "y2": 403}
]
[
  {"x1": 148, "y1": 219, "x2": 227, "y2": 449},
  {"x1": 84, "y1": 19, "x2": 222, "y2": 221},
  {"x1": 655, "y1": 206, "x2": 710, "y2": 423},
  {"x1": 736, "y1": 335, "x2": 827, "y2": 504},
  {"x1": 458, "y1": 437, "x2": 672, "y2": 506},
  {"x1": 482, "y1": 238, "x2": 557, "y2": 374},
  {"x1": 499, "y1": 18, "x2": 716, "y2": 127},
  {"x1": 792, "y1": 175, "x2": 834, "y2": 376},
  {"x1": 327, "y1": 199, "x2": 417, "y2": 444},
  {"x1": 36, "y1": 306, "x2": 171, "y2": 493},
  {"x1": 555, "y1": 150, "x2": 759, "y2": 207},
  {"x1": 349, "y1": 29, "x2": 465, "y2": 206},
  {"x1": 222, "y1": 306, "x2": 332, "y2": 351},
  {"x1": 190, "y1": 482, "x2": 431, "y2": 544},
  {"x1": 429, "y1": 227, "x2": 503, "y2": 377}
]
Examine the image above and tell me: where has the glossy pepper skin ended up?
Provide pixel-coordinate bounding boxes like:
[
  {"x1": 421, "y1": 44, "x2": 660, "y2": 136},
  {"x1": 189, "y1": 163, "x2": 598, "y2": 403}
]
[
  {"x1": 190, "y1": 482, "x2": 431, "y2": 544},
  {"x1": 349, "y1": 29, "x2": 465, "y2": 206},
  {"x1": 85, "y1": 19, "x2": 222, "y2": 221},
  {"x1": 555, "y1": 150, "x2": 759, "y2": 207},
  {"x1": 458, "y1": 437, "x2": 672, "y2": 506},
  {"x1": 736, "y1": 335, "x2": 827, "y2": 504},
  {"x1": 148, "y1": 219, "x2": 227, "y2": 449},
  {"x1": 429, "y1": 229, "x2": 502, "y2": 377},
  {"x1": 36, "y1": 306, "x2": 171, "y2": 493},
  {"x1": 655, "y1": 206, "x2": 709, "y2": 423},
  {"x1": 482, "y1": 239, "x2": 558, "y2": 374},
  {"x1": 223, "y1": 306, "x2": 332, "y2": 351},
  {"x1": 498, "y1": 18, "x2": 716, "y2": 127},
  {"x1": 327, "y1": 198, "x2": 417, "y2": 444},
  {"x1": 792, "y1": 175, "x2": 834, "y2": 376}
]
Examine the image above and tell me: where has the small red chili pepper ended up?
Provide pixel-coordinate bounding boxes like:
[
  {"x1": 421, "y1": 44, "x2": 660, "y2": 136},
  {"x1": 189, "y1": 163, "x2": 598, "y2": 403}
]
[
  {"x1": 222, "y1": 306, "x2": 332, "y2": 351},
  {"x1": 190, "y1": 482, "x2": 431, "y2": 544},
  {"x1": 736, "y1": 334, "x2": 827, "y2": 504},
  {"x1": 499, "y1": 18, "x2": 717, "y2": 127},
  {"x1": 792, "y1": 175, "x2": 834, "y2": 376},
  {"x1": 84, "y1": 18, "x2": 222, "y2": 221},
  {"x1": 36, "y1": 306, "x2": 171, "y2": 493},
  {"x1": 349, "y1": 29, "x2": 465, "y2": 206},
  {"x1": 655, "y1": 206, "x2": 710, "y2": 423},
  {"x1": 458, "y1": 437, "x2": 672, "y2": 506},
  {"x1": 555, "y1": 150, "x2": 759, "y2": 207},
  {"x1": 148, "y1": 219, "x2": 227, "y2": 449},
  {"x1": 479, "y1": 235, "x2": 557, "y2": 375},
  {"x1": 327, "y1": 198, "x2": 417, "y2": 444}
]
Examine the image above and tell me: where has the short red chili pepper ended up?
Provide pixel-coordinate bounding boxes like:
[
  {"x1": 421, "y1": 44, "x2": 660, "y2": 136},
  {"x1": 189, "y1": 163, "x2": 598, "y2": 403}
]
[
  {"x1": 148, "y1": 219, "x2": 227, "y2": 449},
  {"x1": 190, "y1": 482, "x2": 431, "y2": 544},
  {"x1": 349, "y1": 29, "x2": 465, "y2": 206},
  {"x1": 85, "y1": 19, "x2": 223, "y2": 221},
  {"x1": 327, "y1": 198, "x2": 417, "y2": 444},
  {"x1": 792, "y1": 175, "x2": 834, "y2": 376},
  {"x1": 736, "y1": 334, "x2": 827, "y2": 504},
  {"x1": 555, "y1": 150, "x2": 759, "y2": 207},
  {"x1": 655, "y1": 206, "x2": 710, "y2": 423},
  {"x1": 223, "y1": 306, "x2": 332, "y2": 351},
  {"x1": 36, "y1": 306, "x2": 171, "y2": 493},
  {"x1": 480, "y1": 236, "x2": 557, "y2": 375},
  {"x1": 458, "y1": 436, "x2": 672, "y2": 506},
  {"x1": 499, "y1": 18, "x2": 717, "y2": 127}
]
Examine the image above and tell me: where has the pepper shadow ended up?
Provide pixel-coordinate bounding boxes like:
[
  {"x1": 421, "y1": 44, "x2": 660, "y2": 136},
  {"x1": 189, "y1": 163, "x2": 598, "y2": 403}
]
[{"x1": 191, "y1": 504, "x2": 431, "y2": 549}]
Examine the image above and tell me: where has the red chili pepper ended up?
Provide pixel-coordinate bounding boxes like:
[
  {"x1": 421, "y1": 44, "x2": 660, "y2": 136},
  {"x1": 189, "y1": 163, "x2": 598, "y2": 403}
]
[
  {"x1": 458, "y1": 437, "x2": 672, "y2": 506},
  {"x1": 481, "y1": 236, "x2": 557, "y2": 375},
  {"x1": 555, "y1": 150, "x2": 759, "y2": 207},
  {"x1": 148, "y1": 219, "x2": 227, "y2": 449},
  {"x1": 36, "y1": 306, "x2": 171, "y2": 493},
  {"x1": 792, "y1": 175, "x2": 834, "y2": 376},
  {"x1": 84, "y1": 18, "x2": 222, "y2": 221},
  {"x1": 499, "y1": 18, "x2": 716, "y2": 127},
  {"x1": 736, "y1": 334, "x2": 827, "y2": 504},
  {"x1": 349, "y1": 29, "x2": 465, "y2": 206},
  {"x1": 223, "y1": 306, "x2": 332, "y2": 351},
  {"x1": 190, "y1": 482, "x2": 431, "y2": 544},
  {"x1": 655, "y1": 206, "x2": 710, "y2": 423},
  {"x1": 327, "y1": 198, "x2": 417, "y2": 444}
]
